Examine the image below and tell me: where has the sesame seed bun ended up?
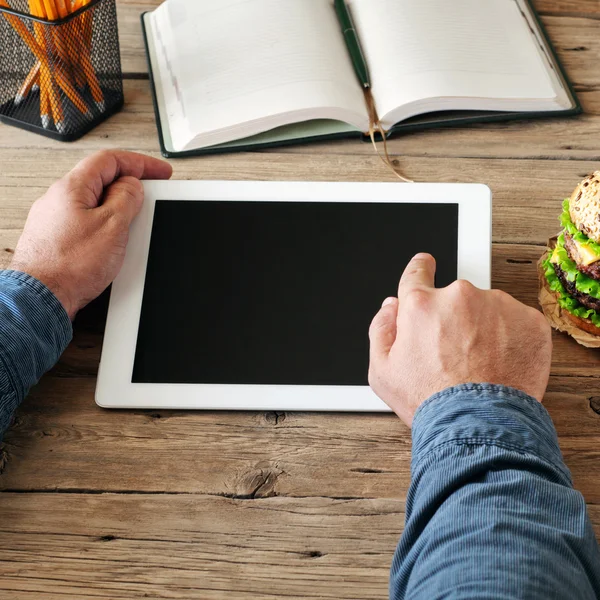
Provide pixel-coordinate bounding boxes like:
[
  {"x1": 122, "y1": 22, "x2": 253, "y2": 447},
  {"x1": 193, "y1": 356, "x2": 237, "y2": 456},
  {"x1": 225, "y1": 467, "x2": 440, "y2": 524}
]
[{"x1": 569, "y1": 171, "x2": 600, "y2": 243}]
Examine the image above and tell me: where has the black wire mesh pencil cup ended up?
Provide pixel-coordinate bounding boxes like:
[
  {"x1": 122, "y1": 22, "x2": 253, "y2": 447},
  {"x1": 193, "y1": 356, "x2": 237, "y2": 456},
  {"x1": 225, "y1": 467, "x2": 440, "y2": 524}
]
[{"x1": 0, "y1": 0, "x2": 123, "y2": 141}]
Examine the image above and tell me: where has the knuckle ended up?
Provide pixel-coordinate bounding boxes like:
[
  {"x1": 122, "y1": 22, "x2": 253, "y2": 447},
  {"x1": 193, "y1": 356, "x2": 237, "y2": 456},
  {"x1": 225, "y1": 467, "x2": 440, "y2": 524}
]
[
  {"x1": 120, "y1": 180, "x2": 142, "y2": 201},
  {"x1": 102, "y1": 206, "x2": 128, "y2": 229},
  {"x1": 403, "y1": 287, "x2": 431, "y2": 310},
  {"x1": 490, "y1": 288, "x2": 507, "y2": 299},
  {"x1": 448, "y1": 279, "x2": 474, "y2": 297},
  {"x1": 533, "y1": 308, "x2": 550, "y2": 331},
  {"x1": 94, "y1": 149, "x2": 115, "y2": 163},
  {"x1": 78, "y1": 150, "x2": 117, "y2": 177}
]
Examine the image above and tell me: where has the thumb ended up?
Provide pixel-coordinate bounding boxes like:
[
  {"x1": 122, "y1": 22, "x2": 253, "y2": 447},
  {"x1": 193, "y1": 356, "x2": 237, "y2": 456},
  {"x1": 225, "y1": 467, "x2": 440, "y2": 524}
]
[
  {"x1": 369, "y1": 297, "x2": 399, "y2": 361},
  {"x1": 100, "y1": 176, "x2": 144, "y2": 226}
]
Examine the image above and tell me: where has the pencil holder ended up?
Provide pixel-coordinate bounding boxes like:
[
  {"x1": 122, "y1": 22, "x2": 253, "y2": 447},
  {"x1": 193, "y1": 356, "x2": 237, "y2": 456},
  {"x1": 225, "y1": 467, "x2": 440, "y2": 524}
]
[{"x1": 0, "y1": 0, "x2": 123, "y2": 141}]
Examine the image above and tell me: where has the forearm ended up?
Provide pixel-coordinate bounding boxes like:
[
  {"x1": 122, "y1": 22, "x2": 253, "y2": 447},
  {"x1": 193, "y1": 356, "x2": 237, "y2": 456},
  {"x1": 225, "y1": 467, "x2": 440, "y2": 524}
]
[
  {"x1": 0, "y1": 271, "x2": 72, "y2": 439},
  {"x1": 391, "y1": 384, "x2": 600, "y2": 600}
]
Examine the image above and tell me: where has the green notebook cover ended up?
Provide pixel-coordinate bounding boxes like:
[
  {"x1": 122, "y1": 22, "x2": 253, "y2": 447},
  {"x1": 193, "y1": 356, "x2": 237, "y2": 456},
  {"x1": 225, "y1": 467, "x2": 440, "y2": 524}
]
[{"x1": 141, "y1": 1, "x2": 581, "y2": 159}]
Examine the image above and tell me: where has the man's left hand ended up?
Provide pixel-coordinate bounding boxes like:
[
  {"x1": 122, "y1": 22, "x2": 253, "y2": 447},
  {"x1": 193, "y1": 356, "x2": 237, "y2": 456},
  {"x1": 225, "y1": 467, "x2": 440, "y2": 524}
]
[{"x1": 10, "y1": 150, "x2": 172, "y2": 319}]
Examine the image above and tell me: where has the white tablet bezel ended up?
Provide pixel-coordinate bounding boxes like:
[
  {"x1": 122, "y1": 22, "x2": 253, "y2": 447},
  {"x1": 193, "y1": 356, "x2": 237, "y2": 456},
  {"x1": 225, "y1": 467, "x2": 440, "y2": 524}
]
[{"x1": 96, "y1": 181, "x2": 491, "y2": 411}]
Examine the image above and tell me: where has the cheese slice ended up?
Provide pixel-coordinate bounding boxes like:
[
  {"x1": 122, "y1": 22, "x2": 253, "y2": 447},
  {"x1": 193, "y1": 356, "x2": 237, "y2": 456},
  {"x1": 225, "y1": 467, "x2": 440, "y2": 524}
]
[
  {"x1": 573, "y1": 239, "x2": 600, "y2": 266},
  {"x1": 550, "y1": 248, "x2": 560, "y2": 264}
]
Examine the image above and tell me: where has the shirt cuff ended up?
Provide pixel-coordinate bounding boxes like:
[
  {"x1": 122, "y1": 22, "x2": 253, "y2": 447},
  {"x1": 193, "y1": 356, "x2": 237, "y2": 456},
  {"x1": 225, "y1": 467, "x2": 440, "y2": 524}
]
[
  {"x1": 0, "y1": 270, "x2": 72, "y2": 400},
  {"x1": 411, "y1": 383, "x2": 570, "y2": 483}
]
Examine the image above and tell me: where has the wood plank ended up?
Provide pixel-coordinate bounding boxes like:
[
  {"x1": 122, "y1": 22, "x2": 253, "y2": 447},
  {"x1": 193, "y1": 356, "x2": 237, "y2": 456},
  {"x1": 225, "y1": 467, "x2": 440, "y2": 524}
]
[
  {"x1": 0, "y1": 494, "x2": 401, "y2": 599},
  {"x1": 0, "y1": 492, "x2": 598, "y2": 599},
  {"x1": 0, "y1": 150, "x2": 594, "y2": 246},
  {"x1": 2, "y1": 374, "x2": 600, "y2": 502},
  {"x1": 535, "y1": 0, "x2": 600, "y2": 16},
  {"x1": 3, "y1": 81, "x2": 600, "y2": 163},
  {"x1": 545, "y1": 16, "x2": 600, "y2": 90}
]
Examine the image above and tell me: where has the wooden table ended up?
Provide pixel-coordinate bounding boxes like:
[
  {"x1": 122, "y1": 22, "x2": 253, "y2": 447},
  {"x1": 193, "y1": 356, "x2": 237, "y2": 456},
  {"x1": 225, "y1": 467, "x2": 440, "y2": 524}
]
[{"x1": 1, "y1": 1, "x2": 600, "y2": 597}]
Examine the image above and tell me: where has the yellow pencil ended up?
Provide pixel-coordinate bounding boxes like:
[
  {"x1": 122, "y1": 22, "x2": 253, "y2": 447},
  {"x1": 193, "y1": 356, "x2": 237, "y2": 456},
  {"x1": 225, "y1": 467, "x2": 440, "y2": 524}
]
[
  {"x1": 39, "y1": 80, "x2": 50, "y2": 128},
  {"x1": 0, "y1": 0, "x2": 41, "y2": 51},
  {"x1": 54, "y1": 0, "x2": 86, "y2": 88},
  {"x1": 29, "y1": 0, "x2": 64, "y2": 130},
  {"x1": 63, "y1": 0, "x2": 104, "y2": 110},
  {"x1": 15, "y1": 61, "x2": 40, "y2": 105},
  {"x1": 54, "y1": 66, "x2": 91, "y2": 116},
  {"x1": 1, "y1": 0, "x2": 97, "y2": 128},
  {"x1": 35, "y1": 0, "x2": 92, "y2": 118}
]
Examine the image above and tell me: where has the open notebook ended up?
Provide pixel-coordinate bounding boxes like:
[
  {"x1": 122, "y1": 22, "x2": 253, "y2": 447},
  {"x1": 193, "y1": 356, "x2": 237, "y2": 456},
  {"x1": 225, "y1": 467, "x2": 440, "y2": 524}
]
[{"x1": 142, "y1": 0, "x2": 580, "y2": 157}]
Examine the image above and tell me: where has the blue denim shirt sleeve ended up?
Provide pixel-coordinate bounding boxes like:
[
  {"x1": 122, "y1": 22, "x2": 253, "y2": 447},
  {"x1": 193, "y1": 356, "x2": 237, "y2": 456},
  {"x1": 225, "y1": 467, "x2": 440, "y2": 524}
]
[
  {"x1": 390, "y1": 384, "x2": 600, "y2": 600},
  {"x1": 0, "y1": 270, "x2": 72, "y2": 441}
]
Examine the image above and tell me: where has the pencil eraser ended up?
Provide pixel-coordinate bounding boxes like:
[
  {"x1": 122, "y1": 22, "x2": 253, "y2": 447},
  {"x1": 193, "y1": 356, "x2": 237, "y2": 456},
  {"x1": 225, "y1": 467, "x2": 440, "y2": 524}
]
[{"x1": 41, "y1": 115, "x2": 50, "y2": 129}]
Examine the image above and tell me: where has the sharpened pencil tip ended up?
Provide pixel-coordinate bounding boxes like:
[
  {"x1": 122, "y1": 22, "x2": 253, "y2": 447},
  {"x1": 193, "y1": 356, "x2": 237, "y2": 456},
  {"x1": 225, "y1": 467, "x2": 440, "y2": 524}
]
[
  {"x1": 96, "y1": 100, "x2": 105, "y2": 112},
  {"x1": 14, "y1": 94, "x2": 24, "y2": 105},
  {"x1": 41, "y1": 114, "x2": 50, "y2": 129}
]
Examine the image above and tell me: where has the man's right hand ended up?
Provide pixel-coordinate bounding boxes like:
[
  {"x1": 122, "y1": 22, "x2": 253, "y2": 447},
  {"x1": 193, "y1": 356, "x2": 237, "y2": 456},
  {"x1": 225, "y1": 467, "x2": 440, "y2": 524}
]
[{"x1": 368, "y1": 253, "x2": 553, "y2": 427}]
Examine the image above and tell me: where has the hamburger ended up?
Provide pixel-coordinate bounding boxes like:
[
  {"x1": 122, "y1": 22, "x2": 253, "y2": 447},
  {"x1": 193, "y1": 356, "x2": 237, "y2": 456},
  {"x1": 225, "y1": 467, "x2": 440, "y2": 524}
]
[{"x1": 541, "y1": 171, "x2": 600, "y2": 338}]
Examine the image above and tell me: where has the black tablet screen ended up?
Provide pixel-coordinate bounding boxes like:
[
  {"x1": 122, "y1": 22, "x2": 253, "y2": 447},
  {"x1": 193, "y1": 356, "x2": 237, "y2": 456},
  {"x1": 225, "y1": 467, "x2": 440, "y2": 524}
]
[{"x1": 132, "y1": 200, "x2": 458, "y2": 385}]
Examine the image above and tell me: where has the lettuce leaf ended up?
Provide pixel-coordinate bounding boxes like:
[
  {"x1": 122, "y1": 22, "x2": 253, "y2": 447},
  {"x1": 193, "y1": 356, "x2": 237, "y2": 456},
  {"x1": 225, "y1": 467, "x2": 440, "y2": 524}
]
[
  {"x1": 543, "y1": 254, "x2": 600, "y2": 327},
  {"x1": 553, "y1": 234, "x2": 600, "y2": 299},
  {"x1": 560, "y1": 199, "x2": 600, "y2": 255}
]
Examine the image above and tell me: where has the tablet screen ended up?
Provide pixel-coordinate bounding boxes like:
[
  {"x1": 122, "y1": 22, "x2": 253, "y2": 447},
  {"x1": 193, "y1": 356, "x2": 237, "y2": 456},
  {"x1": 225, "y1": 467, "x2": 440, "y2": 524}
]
[{"x1": 132, "y1": 200, "x2": 458, "y2": 386}]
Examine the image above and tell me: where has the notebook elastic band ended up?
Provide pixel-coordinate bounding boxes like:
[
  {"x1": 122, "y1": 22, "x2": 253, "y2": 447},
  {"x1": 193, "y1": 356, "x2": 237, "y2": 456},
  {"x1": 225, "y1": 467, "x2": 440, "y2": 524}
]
[{"x1": 364, "y1": 88, "x2": 413, "y2": 183}]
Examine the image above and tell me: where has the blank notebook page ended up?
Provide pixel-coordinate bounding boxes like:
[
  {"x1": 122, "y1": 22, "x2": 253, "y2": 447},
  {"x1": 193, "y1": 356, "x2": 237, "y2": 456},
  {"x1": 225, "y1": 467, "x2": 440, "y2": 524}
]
[
  {"x1": 349, "y1": 0, "x2": 556, "y2": 123},
  {"x1": 151, "y1": 0, "x2": 367, "y2": 149}
]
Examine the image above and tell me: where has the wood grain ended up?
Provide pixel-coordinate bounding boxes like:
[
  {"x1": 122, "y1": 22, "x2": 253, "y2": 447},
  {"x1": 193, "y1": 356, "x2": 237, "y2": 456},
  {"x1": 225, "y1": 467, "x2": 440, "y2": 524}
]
[
  {"x1": 3, "y1": 81, "x2": 600, "y2": 163},
  {"x1": 535, "y1": 0, "x2": 600, "y2": 16},
  {"x1": 0, "y1": 493, "x2": 598, "y2": 600},
  {"x1": 1, "y1": 1, "x2": 600, "y2": 598},
  {"x1": 2, "y1": 374, "x2": 600, "y2": 503},
  {"x1": 1, "y1": 149, "x2": 599, "y2": 247},
  {"x1": 0, "y1": 494, "x2": 401, "y2": 599}
]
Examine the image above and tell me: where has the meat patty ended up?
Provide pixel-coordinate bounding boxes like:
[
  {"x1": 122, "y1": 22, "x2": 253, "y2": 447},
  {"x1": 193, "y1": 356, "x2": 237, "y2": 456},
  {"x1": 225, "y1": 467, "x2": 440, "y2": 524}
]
[
  {"x1": 554, "y1": 262, "x2": 600, "y2": 312},
  {"x1": 564, "y1": 232, "x2": 600, "y2": 280}
]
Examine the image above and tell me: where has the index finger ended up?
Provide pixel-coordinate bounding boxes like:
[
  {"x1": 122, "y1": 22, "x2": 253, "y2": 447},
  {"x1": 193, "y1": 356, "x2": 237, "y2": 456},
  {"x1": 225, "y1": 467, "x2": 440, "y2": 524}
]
[
  {"x1": 398, "y1": 253, "x2": 436, "y2": 296},
  {"x1": 68, "y1": 150, "x2": 173, "y2": 202}
]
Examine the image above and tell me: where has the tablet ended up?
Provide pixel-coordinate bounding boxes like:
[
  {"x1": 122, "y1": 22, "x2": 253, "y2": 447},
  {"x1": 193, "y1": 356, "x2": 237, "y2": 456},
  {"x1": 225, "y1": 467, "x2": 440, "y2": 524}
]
[{"x1": 97, "y1": 181, "x2": 491, "y2": 411}]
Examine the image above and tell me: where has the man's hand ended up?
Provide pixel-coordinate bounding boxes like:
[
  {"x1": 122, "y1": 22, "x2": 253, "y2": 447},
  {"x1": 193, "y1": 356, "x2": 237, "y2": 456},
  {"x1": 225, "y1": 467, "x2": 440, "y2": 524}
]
[
  {"x1": 10, "y1": 150, "x2": 172, "y2": 320},
  {"x1": 369, "y1": 253, "x2": 552, "y2": 426}
]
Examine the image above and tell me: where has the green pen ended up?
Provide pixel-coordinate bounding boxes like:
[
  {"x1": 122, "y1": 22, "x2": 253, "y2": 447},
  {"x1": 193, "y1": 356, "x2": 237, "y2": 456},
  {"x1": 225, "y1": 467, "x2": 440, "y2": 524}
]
[{"x1": 334, "y1": 0, "x2": 371, "y2": 89}]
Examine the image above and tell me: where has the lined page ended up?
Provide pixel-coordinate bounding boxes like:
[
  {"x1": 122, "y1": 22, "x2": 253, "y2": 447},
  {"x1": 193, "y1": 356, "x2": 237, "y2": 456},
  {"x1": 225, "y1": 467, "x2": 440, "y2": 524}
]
[
  {"x1": 348, "y1": 0, "x2": 557, "y2": 126},
  {"x1": 151, "y1": 0, "x2": 368, "y2": 150}
]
